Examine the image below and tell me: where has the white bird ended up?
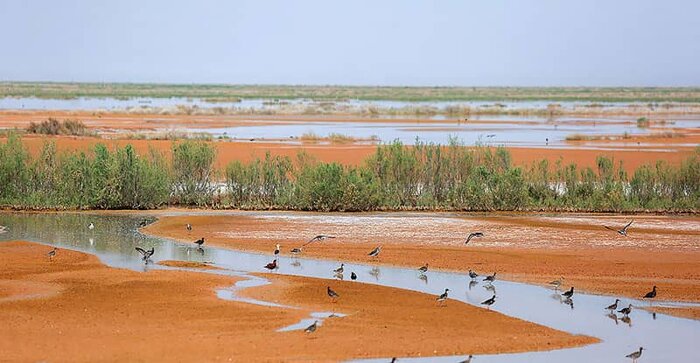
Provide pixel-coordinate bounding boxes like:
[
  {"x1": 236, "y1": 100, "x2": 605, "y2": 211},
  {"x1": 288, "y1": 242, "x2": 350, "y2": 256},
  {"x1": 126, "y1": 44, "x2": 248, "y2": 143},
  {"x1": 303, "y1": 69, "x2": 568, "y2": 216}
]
[
  {"x1": 135, "y1": 247, "x2": 155, "y2": 262},
  {"x1": 333, "y1": 263, "x2": 344, "y2": 274},
  {"x1": 88, "y1": 222, "x2": 95, "y2": 230},
  {"x1": 0, "y1": 225, "x2": 8, "y2": 234}
]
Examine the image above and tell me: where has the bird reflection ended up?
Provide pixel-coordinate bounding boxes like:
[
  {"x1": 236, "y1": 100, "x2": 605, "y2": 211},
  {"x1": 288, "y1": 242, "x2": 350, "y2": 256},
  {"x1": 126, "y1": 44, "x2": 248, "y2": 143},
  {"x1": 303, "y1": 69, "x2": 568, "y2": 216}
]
[
  {"x1": 652, "y1": 312, "x2": 657, "y2": 320},
  {"x1": 290, "y1": 260, "x2": 301, "y2": 268},
  {"x1": 418, "y1": 273, "x2": 428, "y2": 285},
  {"x1": 468, "y1": 280, "x2": 478, "y2": 290},
  {"x1": 563, "y1": 297, "x2": 574, "y2": 310},
  {"x1": 606, "y1": 312, "x2": 619, "y2": 325},
  {"x1": 369, "y1": 267, "x2": 381, "y2": 281},
  {"x1": 621, "y1": 315, "x2": 632, "y2": 327},
  {"x1": 89, "y1": 238, "x2": 95, "y2": 246},
  {"x1": 197, "y1": 247, "x2": 205, "y2": 255},
  {"x1": 334, "y1": 272, "x2": 344, "y2": 280},
  {"x1": 484, "y1": 283, "x2": 496, "y2": 294}
]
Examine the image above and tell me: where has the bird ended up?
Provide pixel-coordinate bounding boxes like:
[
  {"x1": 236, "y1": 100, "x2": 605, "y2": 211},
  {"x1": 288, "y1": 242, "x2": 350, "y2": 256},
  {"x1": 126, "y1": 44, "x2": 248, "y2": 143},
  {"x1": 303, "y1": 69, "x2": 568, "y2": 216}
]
[
  {"x1": 418, "y1": 263, "x2": 429, "y2": 274},
  {"x1": 549, "y1": 276, "x2": 565, "y2": 290},
  {"x1": 264, "y1": 259, "x2": 278, "y2": 270},
  {"x1": 304, "y1": 320, "x2": 318, "y2": 333},
  {"x1": 458, "y1": 355, "x2": 474, "y2": 363},
  {"x1": 390, "y1": 358, "x2": 397, "y2": 363},
  {"x1": 274, "y1": 244, "x2": 281, "y2": 255},
  {"x1": 625, "y1": 347, "x2": 643, "y2": 362},
  {"x1": 194, "y1": 237, "x2": 205, "y2": 247},
  {"x1": 47, "y1": 247, "x2": 57, "y2": 261},
  {"x1": 483, "y1": 272, "x2": 496, "y2": 283},
  {"x1": 604, "y1": 220, "x2": 634, "y2": 236},
  {"x1": 436, "y1": 288, "x2": 450, "y2": 306},
  {"x1": 88, "y1": 222, "x2": 95, "y2": 230},
  {"x1": 333, "y1": 263, "x2": 344, "y2": 274},
  {"x1": 0, "y1": 225, "x2": 8, "y2": 234},
  {"x1": 350, "y1": 272, "x2": 357, "y2": 280},
  {"x1": 481, "y1": 294, "x2": 496, "y2": 309},
  {"x1": 186, "y1": 223, "x2": 192, "y2": 231},
  {"x1": 290, "y1": 246, "x2": 303, "y2": 255},
  {"x1": 468, "y1": 269, "x2": 479, "y2": 280},
  {"x1": 135, "y1": 246, "x2": 154, "y2": 262},
  {"x1": 327, "y1": 286, "x2": 340, "y2": 302},
  {"x1": 618, "y1": 304, "x2": 633, "y2": 316},
  {"x1": 306, "y1": 235, "x2": 335, "y2": 245},
  {"x1": 605, "y1": 298, "x2": 620, "y2": 312},
  {"x1": 465, "y1": 232, "x2": 484, "y2": 244},
  {"x1": 368, "y1": 245, "x2": 382, "y2": 259},
  {"x1": 562, "y1": 287, "x2": 574, "y2": 299},
  {"x1": 643, "y1": 286, "x2": 657, "y2": 299}
]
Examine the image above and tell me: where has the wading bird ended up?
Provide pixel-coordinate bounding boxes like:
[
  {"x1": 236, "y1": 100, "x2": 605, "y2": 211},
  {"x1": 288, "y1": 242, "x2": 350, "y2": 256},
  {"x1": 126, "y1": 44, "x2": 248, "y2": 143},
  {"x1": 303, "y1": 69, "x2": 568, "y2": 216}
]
[
  {"x1": 304, "y1": 320, "x2": 318, "y2": 333},
  {"x1": 618, "y1": 304, "x2": 633, "y2": 316},
  {"x1": 264, "y1": 259, "x2": 277, "y2": 270},
  {"x1": 333, "y1": 263, "x2": 344, "y2": 274},
  {"x1": 605, "y1": 298, "x2": 620, "y2": 312},
  {"x1": 604, "y1": 220, "x2": 634, "y2": 236},
  {"x1": 458, "y1": 355, "x2": 474, "y2": 363},
  {"x1": 327, "y1": 286, "x2": 340, "y2": 302},
  {"x1": 368, "y1": 245, "x2": 382, "y2": 259},
  {"x1": 194, "y1": 237, "x2": 205, "y2": 248},
  {"x1": 481, "y1": 295, "x2": 496, "y2": 309},
  {"x1": 643, "y1": 286, "x2": 657, "y2": 299},
  {"x1": 274, "y1": 244, "x2": 281, "y2": 255},
  {"x1": 549, "y1": 276, "x2": 565, "y2": 290},
  {"x1": 290, "y1": 246, "x2": 303, "y2": 256},
  {"x1": 47, "y1": 247, "x2": 57, "y2": 261},
  {"x1": 626, "y1": 347, "x2": 644, "y2": 362},
  {"x1": 350, "y1": 272, "x2": 357, "y2": 280},
  {"x1": 135, "y1": 246, "x2": 154, "y2": 262},
  {"x1": 436, "y1": 288, "x2": 450, "y2": 306},
  {"x1": 186, "y1": 223, "x2": 192, "y2": 231},
  {"x1": 562, "y1": 286, "x2": 574, "y2": 299},
  {"x1": 465, "y1": 232, "x2": 484, "y2": 244},
  {"x1": 483, "y1": 272, "x2": 496, "y2": 283},
  {"x1": 468, "y1": 269, "x2": 478, "y2": 280},
  {"x1": 418, "y1": 263, "x2": 429, "y2": 274}
]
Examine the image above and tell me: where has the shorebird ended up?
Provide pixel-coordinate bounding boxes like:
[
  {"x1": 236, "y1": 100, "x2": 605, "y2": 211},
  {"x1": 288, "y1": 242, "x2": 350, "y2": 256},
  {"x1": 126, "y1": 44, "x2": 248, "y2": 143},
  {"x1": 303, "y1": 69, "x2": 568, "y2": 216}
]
[
  {"x1": 605, "y1": 298, "x2": 620, "y2": 312},
  {"x1": 135, "y1": 246, "x2": 154, "y2": 262},
  {"x1": 549, "y1": 276, "x2": 565, "y2": 290},
  {"x1": 468, "y1": 269, "x2": 479, "y2": 280},
  {"x1": 0, "y1": 225, "x2": 8, "y2": 234},
  {"x1": 625, "y1": 347, "x2": 643, "y2": 362},
  {"x1": 604, "y1": 220, "x2": 633, "y2": 236},
  {"x1": 643, "y1": 286, "x2": 657, "y2": 299},
  {"x1": 47, "y1": 247, "x2": 57, "y2": 261},
  {"x1": 304, "y1": 320, "x2": 318, "y2": 333},
  {"x1": 264, "y1": 259, "x2": 278, "y2": 270},
  {"x1": 194, "y1": 237, "x2": 205, "y2": 247},
  {"x1": 88, "y1": 222, "x2": 95, "y2": 230},
  {"x1": 333, "y1": 263, "x2": 344, "y2": 274},
  {"x1": 274, "y1": 244, "x2": 281, "y2": 255},
  {"x1": 306, "y1": 235, "x2": 336, "y2": 245},
  {"x1": 390, "y1": 358, "x2": 397, "y2": 363},
  {"x1": 368, "y1": 245, "x2": 382, "y2": 259},
  {"x1": 327, "y1": 286, "x2": 340, "y2": 302},
  {"x1": 458, "y1": 355, "x2": 473, "y2": 363},
  {"x1": 186, "y1": 223, "x2": 192, "y2": 232},
  {"x1": 562, "y1": 286, "x2": 574, "y2": 299},
  {"x1": 483, "y1": 272, "x2": 496, "y2": 283},
  {"x1": 418, "y1": 263, "x2": 429, "y2": 274},
  {"x1": 465, "y1": 232, "x2": 484, "y2": 244},
  {"x1": 481, "y1": 294, "x2": 496, "y2": 309},
  {"x1": 350, "y1": 272, "x2": 357, "y2": 280},
  {"x1": 436, "y1": 288, "x2": 450, "y2": 306},
  {"x1": 618, "y1": 304, "x2": 633, "y2": 316}
]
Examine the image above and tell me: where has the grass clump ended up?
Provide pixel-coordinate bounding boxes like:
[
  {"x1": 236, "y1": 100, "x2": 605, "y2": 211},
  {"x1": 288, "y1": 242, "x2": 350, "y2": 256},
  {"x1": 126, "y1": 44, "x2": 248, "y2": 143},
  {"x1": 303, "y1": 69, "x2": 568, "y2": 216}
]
[{"x1": 26, "y1": 118, "x2": 93, "y2": 136}]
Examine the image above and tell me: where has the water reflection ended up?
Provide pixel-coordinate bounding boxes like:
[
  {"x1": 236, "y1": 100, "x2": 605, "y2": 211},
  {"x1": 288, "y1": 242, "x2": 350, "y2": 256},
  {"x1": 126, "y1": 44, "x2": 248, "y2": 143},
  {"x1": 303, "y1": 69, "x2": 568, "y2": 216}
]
[{"x1": 418, "y1": 273, "x2": 428, "y2": 285}]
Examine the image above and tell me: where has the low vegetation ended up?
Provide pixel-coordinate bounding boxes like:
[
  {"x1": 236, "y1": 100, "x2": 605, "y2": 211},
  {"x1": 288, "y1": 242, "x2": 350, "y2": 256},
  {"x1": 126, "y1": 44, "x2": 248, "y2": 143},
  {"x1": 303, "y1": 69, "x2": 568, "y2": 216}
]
[
  {"x1": 1, "y1": 134, "x2": 698, "y2": 212},
  {"x1": 26, "y1": 118, "x2": 93, "y2": 136}
]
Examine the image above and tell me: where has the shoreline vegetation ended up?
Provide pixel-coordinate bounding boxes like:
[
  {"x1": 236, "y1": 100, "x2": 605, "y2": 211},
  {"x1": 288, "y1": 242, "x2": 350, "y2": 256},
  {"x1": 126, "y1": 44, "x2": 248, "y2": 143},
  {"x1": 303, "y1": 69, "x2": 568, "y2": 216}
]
[
  {"x1": 1, "y1": 134, "x2": 698, "y2": 212},
  {"x1": 3, "y1": 82, "x2": 700, "y2": 103}
]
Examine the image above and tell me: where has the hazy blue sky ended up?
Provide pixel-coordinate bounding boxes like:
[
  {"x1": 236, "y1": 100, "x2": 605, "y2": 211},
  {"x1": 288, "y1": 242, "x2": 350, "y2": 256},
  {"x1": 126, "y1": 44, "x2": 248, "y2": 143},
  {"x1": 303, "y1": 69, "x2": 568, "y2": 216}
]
[{"x1": 1, "y1": 0, "x2": 699, "y2": 86}]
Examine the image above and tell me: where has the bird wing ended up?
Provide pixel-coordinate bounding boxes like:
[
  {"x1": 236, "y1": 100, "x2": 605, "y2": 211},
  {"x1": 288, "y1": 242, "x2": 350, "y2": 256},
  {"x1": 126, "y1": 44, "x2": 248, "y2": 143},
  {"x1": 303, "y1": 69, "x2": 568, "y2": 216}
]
[
  {"x1": 622, "y1": 220, "x2": 634, "y2": 231},
  {"x1": 135, "y1": 247, "x2": 147, "y2": 256},
  {"x1": 603, "y1": 225, "x2": 617, "y2": 231},
  {"x1": 368, "y1": 247, "x2": 378, "y2": 255}
]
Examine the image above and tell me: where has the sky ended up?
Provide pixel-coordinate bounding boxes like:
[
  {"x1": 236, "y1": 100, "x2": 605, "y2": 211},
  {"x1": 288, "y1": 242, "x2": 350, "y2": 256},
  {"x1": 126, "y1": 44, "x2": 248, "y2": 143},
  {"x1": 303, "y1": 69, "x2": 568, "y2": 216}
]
[{"x1": 1, "y1": 0, "x2": 699, "y2": 86}]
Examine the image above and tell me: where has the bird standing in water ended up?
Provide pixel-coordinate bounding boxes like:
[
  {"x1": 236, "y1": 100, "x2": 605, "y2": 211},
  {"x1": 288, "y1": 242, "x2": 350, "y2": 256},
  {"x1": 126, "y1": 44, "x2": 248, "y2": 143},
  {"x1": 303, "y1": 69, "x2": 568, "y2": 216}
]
[
  {"x1": 194, "y1": 237, "x2": 205, "y2": 248},
  {"x1": 618, "y1": 304, "x2": 633, "y2": 316},
  {"x1": 625, "y1": 347, "x2": 643, "y2": 362},
  {"x1": 333, "y1": 263, "x2": 344, "y2": 274},
  {"x1": 264, "y1": 259, "x2": 278, "y2": 270},
  {"x1": 135, "y1": 246, "x2": 154, "y2": 262},
  {"x1": 562, "y1": 286, "x2": 574, "y2": 299},
  {"x1": 605, "y1": 298, "x2": 620, "y2": 312},
  {"x1": 483, "y1": 272, "x2": 496, "y2": 283},
  {"x1": 350, "y1": 272, "x2": 357, "y2": 280},
  {"x1": 468, "y1": 269, "x2": 479, "y2": 280},
  {"x1": 418, "y1": 263, "x2": 429, "y2": 274},
  {"x1": 436, "y1": 288, "x2": 450, "y2": 306}
]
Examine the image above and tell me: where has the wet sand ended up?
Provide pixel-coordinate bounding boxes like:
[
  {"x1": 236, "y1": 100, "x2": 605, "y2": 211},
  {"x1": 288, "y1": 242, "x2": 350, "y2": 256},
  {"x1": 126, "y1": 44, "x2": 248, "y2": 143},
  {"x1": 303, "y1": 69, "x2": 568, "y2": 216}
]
[
  {"x1": 0, "y1": 241, "x2": 594, "y2": 362},
  {"x1": 144, "y1": 213, "x2": 700, "y2": 319}
]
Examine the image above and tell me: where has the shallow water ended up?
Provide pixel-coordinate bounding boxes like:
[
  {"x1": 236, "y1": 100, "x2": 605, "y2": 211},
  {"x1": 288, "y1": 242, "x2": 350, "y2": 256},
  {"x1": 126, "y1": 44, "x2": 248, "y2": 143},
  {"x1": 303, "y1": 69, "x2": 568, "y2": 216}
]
[{"x1": 0, "y1": 212, "x2": 699, "y2": 362}]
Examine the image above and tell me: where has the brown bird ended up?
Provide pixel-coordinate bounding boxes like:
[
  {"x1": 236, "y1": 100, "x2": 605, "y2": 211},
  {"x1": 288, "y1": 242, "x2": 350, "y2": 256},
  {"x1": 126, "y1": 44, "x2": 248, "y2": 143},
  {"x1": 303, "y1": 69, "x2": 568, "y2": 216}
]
[
  {"x1": 418, "y1": 263, "x2": 429, "y2": 274},
  {"x1": 304, "y1": 320, "x2": 318, "y2": 333},
  {"x1": 47, "y1": 247, "x2": 57, "y2": 261},
  {"x1": 264, "y1": 259, "x2": 278, "y2": 270},
  {"x1": 643, "y1": 286, "x2": 657, "y2": 299},
  {"x1": 327, "y1": 286, "x2": 340, "y2": 302},
  {"x1": 604, "y1": 220, "x2": 634, "y2": 236}
]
